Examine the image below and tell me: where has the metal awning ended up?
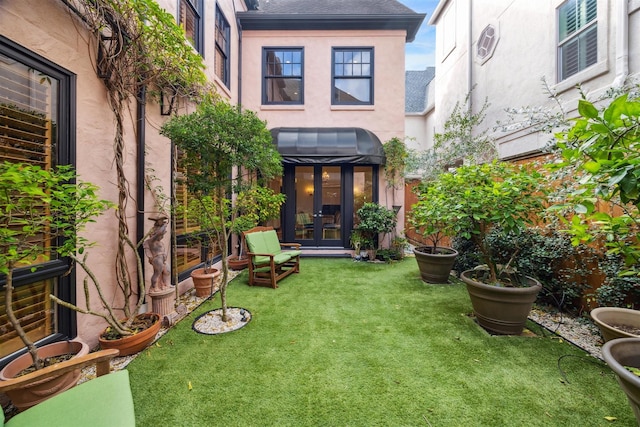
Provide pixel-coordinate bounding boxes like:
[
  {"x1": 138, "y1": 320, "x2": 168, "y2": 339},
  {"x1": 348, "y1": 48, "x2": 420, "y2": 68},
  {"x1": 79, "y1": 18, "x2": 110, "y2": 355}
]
[{"x1": 271, "y1": 127, "x2": 386, "y2": 165}]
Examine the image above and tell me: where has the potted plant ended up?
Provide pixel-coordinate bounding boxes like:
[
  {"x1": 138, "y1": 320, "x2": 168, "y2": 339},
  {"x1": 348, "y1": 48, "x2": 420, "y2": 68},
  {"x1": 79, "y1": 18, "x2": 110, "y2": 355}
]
[
  {"x1": 408, "y1": 177, "x2": 461, "y2": 283},
  {"x1": 160, "y1": 96, "x2": 283, "y2": 321},
  {"x1": 354, "y1": 203, "x2": 397, "y2": 261},
  {"x1": 602, "y1": 338, "x2": 640, "y2": 425},
  {"x1": 0, "y1": 162, "x2": 111, "y2": 410},
  {"x1": 421, "y1": 161, "x2": 547, "y2": 334}
]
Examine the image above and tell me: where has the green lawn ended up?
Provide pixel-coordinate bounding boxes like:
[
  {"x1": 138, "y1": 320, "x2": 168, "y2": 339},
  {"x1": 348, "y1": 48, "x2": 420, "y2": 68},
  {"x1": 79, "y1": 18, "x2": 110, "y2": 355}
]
[{"x1": 127, "y1": 258, "x2": 634, "y2": 426}]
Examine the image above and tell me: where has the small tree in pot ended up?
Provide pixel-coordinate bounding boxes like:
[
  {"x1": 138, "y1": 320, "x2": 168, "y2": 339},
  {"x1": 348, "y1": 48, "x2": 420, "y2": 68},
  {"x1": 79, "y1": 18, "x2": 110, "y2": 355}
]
[
  {"x1": 417, "y1": 161, "x2": 548, "y2": 334},
  {"x1": 160, "y1": 96, "x2": 282, "y2": 321},
  {"x1": 407, "y1": 177, "x2": 461, "y2": 283},
  {"x1": 355, "y1": 203, "x2": 397, "y2": 260},
  {"x1": 0, "y1": 162, "x2": 111, "y2": 409}
]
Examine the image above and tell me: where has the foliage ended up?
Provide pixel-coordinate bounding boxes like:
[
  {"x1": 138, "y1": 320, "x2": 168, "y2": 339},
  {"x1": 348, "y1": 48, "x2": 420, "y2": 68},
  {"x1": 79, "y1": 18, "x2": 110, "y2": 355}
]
[
  {"x1": 406, "y1": 91, "x2": 497, "y2": 180},
  {"x1": 382, "y1": 137, "x2": 408, "y2": 189},
  {"x1": 595, "y1": 253, "x2": 640, "y2": 308},
  {"x1": 408, "y1": 176, "x2": 461, "y2": 250},
  {"x1": 550, "y1": 94, "x2": 640, "y2": 276},
  {"x1": 160, "y1": 96, "x2": 282, "y2": 321},
  {"x1": 413, "y1": 161, "x2": 547, "y2": 284},
  {"x1": 355, "y1": 203, "x2": 397, "y2": 250},
  {"x1": 451, "y1": 236, "x2": 482, "y2": 276},
  {"x1": 486, "y1": 227, "x2": 593, "y2": 312},
  {"x1": 0, "y1": 162, "x2": 111, "y2": 368}
]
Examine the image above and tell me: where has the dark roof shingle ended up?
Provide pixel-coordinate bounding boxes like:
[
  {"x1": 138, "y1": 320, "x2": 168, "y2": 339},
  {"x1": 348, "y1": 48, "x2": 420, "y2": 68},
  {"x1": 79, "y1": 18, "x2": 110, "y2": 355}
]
[{"x1": 405, "y1": 67, "x2": 435, "y2": 113}]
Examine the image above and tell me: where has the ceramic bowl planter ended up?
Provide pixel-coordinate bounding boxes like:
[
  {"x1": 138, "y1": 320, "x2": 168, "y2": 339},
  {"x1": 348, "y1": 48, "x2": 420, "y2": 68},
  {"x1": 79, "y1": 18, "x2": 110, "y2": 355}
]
[
  {"x1": 227, "y1": 254, "x2": 249, "y2": 271},
  {"x1": 413, "y1": 246, "x2": 458, "y2": 283},
  {"x1": 591, "y1": 307, "x2": 640, "y2": 342},
  {"x1": 602, "y1": 338, "x2": 640, "y2": 425},
  {"x1": 0, "y1": 340, "x2": 89, "y2": 411},
  {"x1": 98, "y1": 312, "x2": 161, "y2": 357},
  {"x1": 190, "y1": 267, "x2": 220, "y2": 297},
  {"x1": 461, "y1": 270, "x2": 542, "y2": 335}
]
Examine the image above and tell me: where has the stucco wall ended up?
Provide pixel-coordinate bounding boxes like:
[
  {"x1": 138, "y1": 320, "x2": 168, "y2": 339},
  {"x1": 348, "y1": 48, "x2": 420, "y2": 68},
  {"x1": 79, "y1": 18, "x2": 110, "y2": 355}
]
[
  {"x1": 0, "y1": 0, "x2": 218, "y2": 347},
  {"x1": 430, "y1": 0, "x2": 640, "y2": 160},
  {"x1": 241, "y1": 28, "x2": 408, "y2": 229}
]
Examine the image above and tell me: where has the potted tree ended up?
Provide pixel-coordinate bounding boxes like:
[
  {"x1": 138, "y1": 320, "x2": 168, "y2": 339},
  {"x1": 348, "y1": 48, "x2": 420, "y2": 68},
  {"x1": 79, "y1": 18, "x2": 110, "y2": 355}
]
[
  {"x1": 0, "y1": 162, "x2": 111, "y2": 410},
  {"x1": 160, "y1": 96, "x2": 283, "y2": 322},
  {"x1": 420, "y1": 161, "x2": 547, "y2": 335},
  {"x1": 408, "y1": 178, "x2": 460, "y2": 283},
  {"x1": 355, "y1": 203, "x2": 397, "y2": 261}
]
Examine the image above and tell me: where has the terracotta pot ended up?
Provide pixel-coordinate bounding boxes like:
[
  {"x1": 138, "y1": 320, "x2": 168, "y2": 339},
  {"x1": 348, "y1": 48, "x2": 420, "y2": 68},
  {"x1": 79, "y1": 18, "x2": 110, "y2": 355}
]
[
  {"x1": 413, "y1": 246, "x2": 458, "y2": 284},
  {"x1": 461, "y1": 270, "x2": 542, "y2": 335},
  {"x1": 602, "y1": 337, "x2": 640, "y2": 425},
  {"x1": 190, "y1": 267, "x2": 220, "y2": 297},
  {"x1": 0, "y1": 340, "x2": 89, "y2": 411},
  {"x1": 591, "y1": 307, "x2": 640, "y2": 342},
  {"x1": 98, "y1": 312, "x2": 161, "y2": 356},
  {"x1": 227, "y1": 254, "x2": 249, "y2": 271}
]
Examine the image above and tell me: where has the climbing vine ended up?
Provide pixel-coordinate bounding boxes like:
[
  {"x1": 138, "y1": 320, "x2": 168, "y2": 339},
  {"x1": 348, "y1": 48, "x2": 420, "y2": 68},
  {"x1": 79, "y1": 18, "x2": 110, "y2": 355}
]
[{"x1": 64, "y1": 0, "x2": 208, "y2": 326}]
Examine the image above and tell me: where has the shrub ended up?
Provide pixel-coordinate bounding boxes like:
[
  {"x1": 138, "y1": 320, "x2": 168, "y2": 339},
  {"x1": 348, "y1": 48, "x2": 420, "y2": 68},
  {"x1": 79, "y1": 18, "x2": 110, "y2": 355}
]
[{"x1": 596, "y1": 253, "x2": 640, "y2": 308}]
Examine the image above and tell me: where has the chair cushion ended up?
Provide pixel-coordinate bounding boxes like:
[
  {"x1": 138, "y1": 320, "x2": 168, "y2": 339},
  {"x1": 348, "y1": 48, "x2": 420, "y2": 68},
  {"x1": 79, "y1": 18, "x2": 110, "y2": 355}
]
[
  {"x1": 245, "y1": 231, "x2": 268, "y2": 255},
  {"x1": 263, "y1": 230, "x2": 282, "y2": 254},
  {"x1": 5, "y1": 370, "x2": 135, "y2": 427}
]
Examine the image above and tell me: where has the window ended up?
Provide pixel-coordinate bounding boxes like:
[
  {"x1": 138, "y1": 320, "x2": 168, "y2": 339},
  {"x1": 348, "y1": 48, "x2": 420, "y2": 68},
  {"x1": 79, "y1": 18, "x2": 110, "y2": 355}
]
[
  {"x1": 263, "y1": 48, "x2": 303, "y2": 104},
  {"x1": 0, "y1": 36, "x2": 76, "y2": 364},
  {"x1": 214, "y1": 6, "x2": 230, "y2": 88},
  {"x1": 179, "y1": 0, "x2": 203, "y2": 54},
  {"x1": 477, "y1": 25, "x2": 498, "y2": 64},
  {"x1": 332, "y1": 48, "x2": 373, "y2": 105},
  {"x1": 558, "y1": 0, "x2": 597, "y2": 81}
]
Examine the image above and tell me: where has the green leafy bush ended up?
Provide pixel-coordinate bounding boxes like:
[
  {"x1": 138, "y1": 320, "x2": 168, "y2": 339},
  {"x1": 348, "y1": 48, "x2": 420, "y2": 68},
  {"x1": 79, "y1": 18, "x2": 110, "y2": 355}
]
[
  {"x1": 596, "y1": 253, "x2": 640, "y2": 308},
  {"x1": 355, "y1": 203, "x2": 397, "y2": 249}
]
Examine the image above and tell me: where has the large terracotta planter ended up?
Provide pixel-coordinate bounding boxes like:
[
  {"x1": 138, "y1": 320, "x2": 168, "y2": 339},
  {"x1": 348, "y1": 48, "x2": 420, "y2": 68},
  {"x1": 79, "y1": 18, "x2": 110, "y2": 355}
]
[
  {"x1": 602, "y1": 338, "x2": 640, "y2": 425},
  {"x1": 591, "y1": 307, "x2": 640, "y2": 342},
  {"x1": 227, "y1": 255, "x2": 249, "y2": 271},
  {"x1": 98, "y1": 312, "x2": 161, "y2": 356},
  {"x1": 190, "y1": 267, "x2": 220, "y2": 297},
  {"x1": 413, "y1": 246, "x2": 458, "y2": 283},
  {"x1": 0, "y1": 340, "x2": 89, "y2": 411},
  {"x1": 461, "y1": 270, "x2": 542, "y2": 335}
]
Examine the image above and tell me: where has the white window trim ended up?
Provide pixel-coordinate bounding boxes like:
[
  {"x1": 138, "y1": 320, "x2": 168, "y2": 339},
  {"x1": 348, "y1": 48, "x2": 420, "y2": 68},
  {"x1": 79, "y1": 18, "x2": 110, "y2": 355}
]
[{"x1": 552, "y1": 0, "x2": 609, "y2": 93}]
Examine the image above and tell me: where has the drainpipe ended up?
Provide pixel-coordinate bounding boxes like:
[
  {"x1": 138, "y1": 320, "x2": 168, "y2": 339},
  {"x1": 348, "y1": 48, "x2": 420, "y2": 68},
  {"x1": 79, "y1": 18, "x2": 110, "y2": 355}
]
[
  {"x1": 467, "y1": 0, "x2": 473, "y2": 111},
  {"x1": 612, "y1": 0, "x2": 629, "y2": 88},
  {"x1": 136, "y1": 85, "x2": 146, "y2": 287}
]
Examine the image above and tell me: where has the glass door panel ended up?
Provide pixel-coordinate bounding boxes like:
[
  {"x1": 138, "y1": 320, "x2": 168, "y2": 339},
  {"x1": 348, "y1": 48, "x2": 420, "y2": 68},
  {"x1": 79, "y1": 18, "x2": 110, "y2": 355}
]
[
  {"x1": 320, "y1": 166, "x2": 341, "y2": 243},
  {"x1": 294, "y1": 166, "x2": 315, "y2": 241}
]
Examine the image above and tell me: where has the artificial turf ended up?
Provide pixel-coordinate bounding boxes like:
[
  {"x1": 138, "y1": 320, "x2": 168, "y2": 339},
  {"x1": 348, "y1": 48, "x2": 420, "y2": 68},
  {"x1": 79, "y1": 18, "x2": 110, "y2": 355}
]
[{"x1": 127, "y1": 258, "x2": 635, "y2": 426}]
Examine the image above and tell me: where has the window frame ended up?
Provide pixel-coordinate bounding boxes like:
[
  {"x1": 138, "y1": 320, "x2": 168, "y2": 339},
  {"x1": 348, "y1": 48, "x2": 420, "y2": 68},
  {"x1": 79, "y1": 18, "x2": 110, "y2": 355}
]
[
  {"x1": 214, "y1": 5, "x2": 230, "y2": 88},
  {"x1": 557, "y1": 0, "x2": 598, "y2": 81},
  {"x1": 0, "y1": 35, "x2": 77, "y2": 368},
  {"x1": 179, "y1": 0, "x2": 204, "y2": 55},
  {"x1": 262, "y1": 47, "x2": 305, "y2": 105},
  {"x1": 331, "y1": 47, "x2": 374, "y2": 106}
]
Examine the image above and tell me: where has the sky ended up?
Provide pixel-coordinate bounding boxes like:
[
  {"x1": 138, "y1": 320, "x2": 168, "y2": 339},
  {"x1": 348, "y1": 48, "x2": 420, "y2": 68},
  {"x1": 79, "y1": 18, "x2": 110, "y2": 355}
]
[{"x1": 399, "y1": 0, "x2": 440, "y2": 71}]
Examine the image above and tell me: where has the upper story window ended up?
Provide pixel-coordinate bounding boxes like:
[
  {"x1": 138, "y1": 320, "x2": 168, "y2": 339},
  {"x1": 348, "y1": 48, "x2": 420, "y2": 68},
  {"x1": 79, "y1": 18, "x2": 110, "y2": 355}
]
[
  {"x1": 179, "y1": 0, "x2": 203, "y2": 54},
  {"x1": 263, "y1": 48, "x2": 303, "y2": 104},
  {"x1": 558, "y1": 0, "x2": 597, "y2": 81},
  {"x1": 214, "y1": 6, "x2": 230, "y2": 88},
  {"x1": 0, "y1": 36, "x2": 75, "y2": 364},
  {"x1": 332, "y1": 48, "x2": 373, "y2": 105}
]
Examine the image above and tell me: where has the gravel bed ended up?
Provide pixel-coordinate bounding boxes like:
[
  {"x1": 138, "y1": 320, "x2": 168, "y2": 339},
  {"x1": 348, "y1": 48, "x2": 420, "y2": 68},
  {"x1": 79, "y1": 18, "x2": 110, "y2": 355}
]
[{"x1": 529, "y1": 307, "x2": 604, "y2": 360}]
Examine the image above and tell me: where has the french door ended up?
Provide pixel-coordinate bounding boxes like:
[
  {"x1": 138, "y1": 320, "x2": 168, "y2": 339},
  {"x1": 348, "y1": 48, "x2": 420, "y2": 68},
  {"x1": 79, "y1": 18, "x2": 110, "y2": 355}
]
[{"x1": 293, "y1": 165, "x2": 342, "y2": 246}]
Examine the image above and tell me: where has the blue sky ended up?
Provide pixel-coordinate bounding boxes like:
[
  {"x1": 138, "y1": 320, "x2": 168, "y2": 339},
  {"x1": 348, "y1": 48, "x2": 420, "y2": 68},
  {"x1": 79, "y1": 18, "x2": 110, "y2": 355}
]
[{"x1": 399, "y1": 0, "x2": 439, "y2": 70}]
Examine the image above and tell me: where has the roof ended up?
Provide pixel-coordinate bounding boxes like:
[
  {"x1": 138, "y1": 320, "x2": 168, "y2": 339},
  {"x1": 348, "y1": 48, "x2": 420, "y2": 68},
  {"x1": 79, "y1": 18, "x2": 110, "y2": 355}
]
[
  {"x1": 405, "y1": 67, "x2": 435, "y2": 113},
  {"x1": 238, "y1": 0, "x2": 426, "y2": 42}
]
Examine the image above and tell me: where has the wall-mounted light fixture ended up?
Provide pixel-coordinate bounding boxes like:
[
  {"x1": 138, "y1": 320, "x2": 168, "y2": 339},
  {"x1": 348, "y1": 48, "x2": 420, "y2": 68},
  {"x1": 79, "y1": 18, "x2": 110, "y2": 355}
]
[
  {"x1": 160, "y1": 88, "x2": 177, "y2": 116},
  {"x1": 306, "y1": 185, "x2": 314, "y2": 196}
]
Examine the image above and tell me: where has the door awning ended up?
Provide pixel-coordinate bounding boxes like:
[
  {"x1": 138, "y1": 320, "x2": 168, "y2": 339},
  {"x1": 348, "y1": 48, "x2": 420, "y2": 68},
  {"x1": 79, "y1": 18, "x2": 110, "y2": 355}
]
[{"x1": 271, "y1": 127, "x2": 386, "y2": 165}]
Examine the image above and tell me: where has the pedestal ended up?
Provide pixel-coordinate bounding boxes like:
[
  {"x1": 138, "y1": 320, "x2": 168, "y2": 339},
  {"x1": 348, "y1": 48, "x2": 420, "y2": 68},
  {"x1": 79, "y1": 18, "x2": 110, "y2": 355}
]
[{"x1": 149, "y1": 287, "x2": 175, "y2": 318}]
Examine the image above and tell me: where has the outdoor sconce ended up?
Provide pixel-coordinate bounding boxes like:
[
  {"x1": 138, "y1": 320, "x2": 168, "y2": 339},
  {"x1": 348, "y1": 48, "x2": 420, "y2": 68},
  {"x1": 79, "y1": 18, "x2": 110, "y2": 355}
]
[{"x1": 160, "y1": 89, "x2": 176, "y2": 116}]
